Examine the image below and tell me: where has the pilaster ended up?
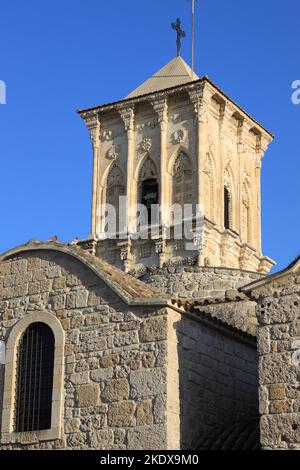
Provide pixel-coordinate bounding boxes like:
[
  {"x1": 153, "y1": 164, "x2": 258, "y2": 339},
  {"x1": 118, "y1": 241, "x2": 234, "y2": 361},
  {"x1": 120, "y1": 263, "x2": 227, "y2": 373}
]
[
  {"x1": 85, "y1": 112, "x2": 100, "y2": 238},
  {"x1": 118, "y1": 105, "x2": 135, "y2": 271},
  {"x1": 151, "y1": 96, "x2": 168, "y2": 228}
]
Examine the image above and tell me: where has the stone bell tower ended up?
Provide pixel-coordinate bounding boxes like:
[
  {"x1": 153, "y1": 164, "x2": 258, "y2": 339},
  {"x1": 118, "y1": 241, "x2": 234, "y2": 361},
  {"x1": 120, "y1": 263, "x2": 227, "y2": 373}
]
[{"x1": 78, "y1": 55, "x2": 275, "y2": 275}]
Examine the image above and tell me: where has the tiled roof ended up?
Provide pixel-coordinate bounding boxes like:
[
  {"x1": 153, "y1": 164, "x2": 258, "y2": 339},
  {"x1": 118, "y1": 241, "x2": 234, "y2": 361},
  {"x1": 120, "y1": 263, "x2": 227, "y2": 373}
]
[
  {"x1": 0, "y1": 241, "x2": 170, "y2": 307},
  {"x1": 241, "y1": 254, "x2": 300, "y2": 292},
  {"x1": 196, "y1": 419, "x2": 260, "y2": 450}
]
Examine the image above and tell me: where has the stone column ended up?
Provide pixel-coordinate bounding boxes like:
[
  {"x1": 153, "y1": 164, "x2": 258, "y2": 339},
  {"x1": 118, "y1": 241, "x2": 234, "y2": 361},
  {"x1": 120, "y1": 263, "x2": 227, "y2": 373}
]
[
  {"x1": 119, "y1": 105, "x2": 135, "y2": 271},
  {"x1": 85, "y1": 112, "x2": 101, "y2": 238},
  {"x1": 151, "y1": 96, "x2": 168, "y2": 267}
]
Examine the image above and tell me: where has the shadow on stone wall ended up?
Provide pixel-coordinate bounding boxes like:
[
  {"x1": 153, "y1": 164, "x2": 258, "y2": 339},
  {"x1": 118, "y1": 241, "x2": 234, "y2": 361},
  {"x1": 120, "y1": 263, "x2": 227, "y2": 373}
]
[{"x1": 176, "y1": 314, "x2": 259, "y2": 450}]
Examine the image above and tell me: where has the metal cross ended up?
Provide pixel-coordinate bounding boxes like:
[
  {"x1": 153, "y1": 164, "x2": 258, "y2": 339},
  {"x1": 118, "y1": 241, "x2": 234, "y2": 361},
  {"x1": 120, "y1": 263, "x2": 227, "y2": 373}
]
[{"x1": 171, "y1": 18, "x2": 186, "y2": 57}]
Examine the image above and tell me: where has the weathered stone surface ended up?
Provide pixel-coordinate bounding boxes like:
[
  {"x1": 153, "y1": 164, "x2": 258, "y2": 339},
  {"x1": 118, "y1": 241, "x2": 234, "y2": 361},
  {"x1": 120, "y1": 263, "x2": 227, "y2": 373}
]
[
  {"x1": 136, "y1": 400, "x2": 153, "y2": 426},
  {"x1": 90, "y1": 368, "x2": 114, "y2": 382},
  {"x1": 75, "y1": 384, "x2": 100, "y2": 407},
  {"x1": 139, "y1": 317, "x2": 167, "y2": 342},
  {"x1": 102, "y1": 379, "x2": 129, "y2": 402},
  {"x1": 69, "y1": 372, "x2": 90, "y2": 385},
  {"x1": 107, "y1": 401, "x2": 136, "y2": 427},
  {"x1": 127, "y1": 426, "x2": 167, "y2": 450},
  {"x1": 65, "y1": 418, "x2": 80, "y2": 434},
  {"x1": 99, "y1": 354, "x2": 119, "y2": 368},
  {"x1": 130, "y1": 369, "x2": 167, "y2": 399},
  {"x1": 89, "y1": 430, "x2": 114, "y2": 448},
  {"x1": 269, "y1": 384, "x2": 286, "y2": 401}
]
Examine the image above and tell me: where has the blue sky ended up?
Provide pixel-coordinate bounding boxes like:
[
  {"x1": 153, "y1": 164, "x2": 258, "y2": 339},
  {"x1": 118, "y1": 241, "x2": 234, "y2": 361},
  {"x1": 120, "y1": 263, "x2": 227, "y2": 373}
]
[{"x1": 0, "y1": 0, "x2": 299, "y2": 272}]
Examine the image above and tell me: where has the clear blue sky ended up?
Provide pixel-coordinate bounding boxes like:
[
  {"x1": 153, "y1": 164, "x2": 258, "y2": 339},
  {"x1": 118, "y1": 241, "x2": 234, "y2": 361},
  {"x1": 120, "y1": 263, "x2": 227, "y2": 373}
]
[{"x1": 0, "y1": 0, "x2": 299, "y2": 272}]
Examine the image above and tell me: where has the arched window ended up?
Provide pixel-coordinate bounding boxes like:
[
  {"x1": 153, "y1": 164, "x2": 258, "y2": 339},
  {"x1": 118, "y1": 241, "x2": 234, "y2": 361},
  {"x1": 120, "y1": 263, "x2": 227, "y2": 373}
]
[
  {"x1": 172, "y1": 151, "x2": 193, "y2": 208},
  {"x1": 106, "y1": 164, "x2": 126, "y2": 233},
  {"x1": 15, "y1": 323, "x2": 55, "y2": 432},
  {"x1": 138, "y1": 156, "x2": 159, "y2": 225}
]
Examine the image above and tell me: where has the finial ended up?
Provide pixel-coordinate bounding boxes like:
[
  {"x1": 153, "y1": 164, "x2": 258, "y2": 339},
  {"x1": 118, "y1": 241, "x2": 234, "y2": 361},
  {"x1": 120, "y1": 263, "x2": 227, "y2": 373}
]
[{"x1": 171, "y1": 18, "x2": 186, "y2": 57}]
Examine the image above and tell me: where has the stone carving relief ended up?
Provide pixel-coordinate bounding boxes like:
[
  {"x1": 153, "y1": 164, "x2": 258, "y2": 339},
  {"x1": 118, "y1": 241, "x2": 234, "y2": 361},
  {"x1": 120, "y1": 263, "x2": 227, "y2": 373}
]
[
  {"x1": 172, "y1": 129, "x2": 185, "y2": 144},
  {"x1": 141, "y1": 138, "x2": 152, "y2": 153},
  {"x1": 106, "y1": 144, "x2": 121, "y2": 160},
  {"x1": 171, "y1": 113, "x2": 181, "y2": 124},
  {"x1": 136, "y1": 120, "x2": 158, "y2": 131},
  {"x1": 139, "y1": 155, "x2": 158, "y2": 181},
  {"x1": 101, "y1": 130, "x2": 114, "y2": 141}
]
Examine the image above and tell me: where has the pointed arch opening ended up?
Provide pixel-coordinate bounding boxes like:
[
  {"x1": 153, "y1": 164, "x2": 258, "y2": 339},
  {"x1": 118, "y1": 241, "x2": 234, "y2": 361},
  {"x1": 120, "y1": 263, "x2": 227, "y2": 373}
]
[
  {"x1": 224, "y1": 166, "x2": 234, "y2": 230},
  {"x1": 172, "y1": 150, "x2": 193, "y2": 209},
  {"x1": 106, "y1": 163, "x2": 126, "y2": 233},
  {"x1": 138, "y1": 155, "x2": 159, "y2": 225}
]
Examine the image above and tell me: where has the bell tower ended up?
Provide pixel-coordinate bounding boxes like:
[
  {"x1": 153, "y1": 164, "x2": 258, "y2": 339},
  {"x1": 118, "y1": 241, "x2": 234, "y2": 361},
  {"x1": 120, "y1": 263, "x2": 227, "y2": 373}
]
[{"x1": 78, "y1": 55, "x2": 275, "y2": 275}]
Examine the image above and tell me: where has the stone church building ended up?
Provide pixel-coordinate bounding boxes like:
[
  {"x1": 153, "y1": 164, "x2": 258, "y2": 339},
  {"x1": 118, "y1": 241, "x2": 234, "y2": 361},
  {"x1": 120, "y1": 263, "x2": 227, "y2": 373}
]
[{"x1": 0, "y1": 56, "x2": 299, "y2": 451}]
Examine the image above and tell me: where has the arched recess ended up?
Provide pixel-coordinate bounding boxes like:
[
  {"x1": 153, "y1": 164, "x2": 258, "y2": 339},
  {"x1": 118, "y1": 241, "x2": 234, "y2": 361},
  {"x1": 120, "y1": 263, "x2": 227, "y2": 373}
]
[
  {"x1": 224, "y1": 164, "x2": 234, "y2": 230},
  {"x1": 105, "y1": 163, "x2": 126, "y2": 233},
  {"x1": 172, "y1": 150, "x2": 193, "y2": 208},
  {"x1": 203, "y1": 152, "x2": 215, "y2": 221},
  {"x1": 1, "y1": 311, "x2": 64, "y2": 442},
  {"x1": 241, "y1": 178, "x2": 251, "y2": 244},
  {"x1": 137, "y1": 155, "x2": 159, "y2": 225}
]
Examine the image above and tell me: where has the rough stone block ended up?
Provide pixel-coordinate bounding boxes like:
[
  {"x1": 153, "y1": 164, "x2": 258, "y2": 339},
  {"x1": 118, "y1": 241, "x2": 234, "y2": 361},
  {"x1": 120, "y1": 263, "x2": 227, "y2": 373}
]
[
  {"x1": 130, "y1": 368, "x2": 166, "y2": 399},
  {"x1": 89, "y1": 430, "x2": 114, "y2": 448},
  {"x1": 102, "y1": 379, "x2": 129, "y2": 402},
  {"x1": 127, "y1": 425, "x2": 166, "y2": 450},
  {"x1": 75, "y1": 384, "x2": 100, "y2": 407},
  {"x1": 108, "y1": 401, "x2": 136, "y2": 427},
  {"x1": 136, "y1": 400, "x2": 153, "y2": 426},
  {"x1": 139, "y1": 316, "x2": 167, "y2": 343}
]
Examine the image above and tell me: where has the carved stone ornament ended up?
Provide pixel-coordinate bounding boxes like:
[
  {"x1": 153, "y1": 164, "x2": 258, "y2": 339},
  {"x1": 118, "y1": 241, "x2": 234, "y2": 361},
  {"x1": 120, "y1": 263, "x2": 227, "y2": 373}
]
[
  {"x1": 137, "y1": 121, "x2": 158, "y2": 131},
  {"x1": 141, "y1": 138, "x2": 152, "y2": 153},
  {"x1": 171, "y1": 113, "x2": 181, "y2": 124},
  {"x1": 151, "y1": 97, "x2": 168, "y2": 123},
  {"x1": 107, "y1": 145, "x2": 120, "y2": 160},
  {"x1": 119, "y1": 106, "x2": 135, "y2": 132},
  {"x1": 101, "y1": 130, "x2": 114, "y2": 141},
  {"x1": 173, "y1": 129, "x2": 185, "y2": 144}
]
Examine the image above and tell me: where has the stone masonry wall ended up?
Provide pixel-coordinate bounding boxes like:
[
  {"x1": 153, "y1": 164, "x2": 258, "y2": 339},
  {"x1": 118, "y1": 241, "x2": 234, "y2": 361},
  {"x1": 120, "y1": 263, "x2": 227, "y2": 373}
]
[
  {"x1": 0, "y1": 250, "x2": 170, "y2": 450},
  {"x1": 177, "y1": 313, "x2": 258, "y2": 450},
  {"x1": 253, "y1": 273, "x2": 300, "y2": 450},
  {"x1": 141, "y1": 266, "x2": 263, "y2": 300}
]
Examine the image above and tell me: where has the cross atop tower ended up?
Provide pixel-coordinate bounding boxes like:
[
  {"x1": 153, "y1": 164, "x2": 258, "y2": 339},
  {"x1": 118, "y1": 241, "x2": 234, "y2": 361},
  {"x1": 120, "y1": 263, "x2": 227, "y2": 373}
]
[{"x1": 171, "y1": 18, "x2": 186, "y2": 57}]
